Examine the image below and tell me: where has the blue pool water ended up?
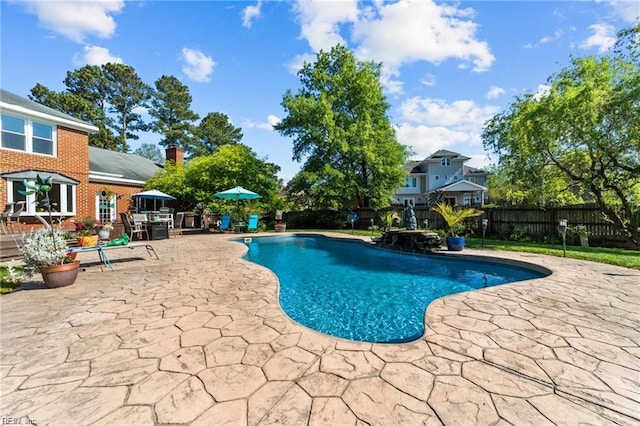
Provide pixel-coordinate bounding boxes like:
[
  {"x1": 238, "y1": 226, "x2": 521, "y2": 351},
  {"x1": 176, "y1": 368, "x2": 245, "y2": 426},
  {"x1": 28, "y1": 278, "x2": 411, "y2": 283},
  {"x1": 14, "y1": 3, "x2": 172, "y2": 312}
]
[{"x1": 242, "y1": 235, "x2": 548, "y2": 343}]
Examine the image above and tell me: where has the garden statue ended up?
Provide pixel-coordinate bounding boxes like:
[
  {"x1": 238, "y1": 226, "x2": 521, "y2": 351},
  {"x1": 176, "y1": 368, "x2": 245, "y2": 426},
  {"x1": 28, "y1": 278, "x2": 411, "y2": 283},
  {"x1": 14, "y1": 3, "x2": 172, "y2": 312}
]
[{"x1": 405, "y1": 204, "x2": 417, "y2": 230}]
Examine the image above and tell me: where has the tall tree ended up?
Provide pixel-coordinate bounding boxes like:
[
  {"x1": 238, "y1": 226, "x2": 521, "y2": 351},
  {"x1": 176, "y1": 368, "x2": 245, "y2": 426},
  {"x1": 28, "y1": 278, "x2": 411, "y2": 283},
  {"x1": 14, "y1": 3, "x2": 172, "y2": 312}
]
[
  {"x1": 30, "y1": 69, "x2": 118, "y2": 149},
  {"x1": 149, "y1": 75, "x2": 199, "y2": 149},
  {"x1": 274, "y1": 44, "x2": 407, "y2": 210},
  {"x1": 102, "y1": 63, "x2": 153, "y2": 152},
  {"x1": 133, "y1": 143, "x2": 165, "y2": 163},
  {"x1": 482, "y1": 24, "x2": 640, "y2": 248},
  {"x1": 145, "y1": 144, "x2": 279, "y2": 212},
  {"x1": 30, "y1": 63, "x2": 152, "y2": 151},
  {"x1": 189, "y1": 112, "x2": 243, "y2": 157}
]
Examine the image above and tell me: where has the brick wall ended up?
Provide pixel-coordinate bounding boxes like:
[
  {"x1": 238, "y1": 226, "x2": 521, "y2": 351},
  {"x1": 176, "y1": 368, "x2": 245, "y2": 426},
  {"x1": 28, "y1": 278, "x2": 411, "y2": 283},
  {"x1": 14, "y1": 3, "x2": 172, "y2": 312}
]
[{"x1": 1, "y1": 126, "x2": 90, "y2": 222}]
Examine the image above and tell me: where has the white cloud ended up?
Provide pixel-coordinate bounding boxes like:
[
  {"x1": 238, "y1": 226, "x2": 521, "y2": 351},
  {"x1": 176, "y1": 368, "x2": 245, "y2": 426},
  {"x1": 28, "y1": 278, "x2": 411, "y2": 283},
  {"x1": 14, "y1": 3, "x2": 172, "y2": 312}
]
[
  {"x1": 397, "y1": 124, "x2": 470, "y2": 158},
  {"x1": 532, "y1": 84, "x2": 551, "y2": 101},
  {"x1": 74, "y1": 45, "x2": 123, "y2": 66},
  {"x1": 290, "y1": 0, "x2": 494, "y2": 93},
  {"x1": 181, "y1": 48, "x2": 216, "y2": 83},
  {"x1": 292, "y1": 0, "x2": 359, "y2": 52},
  {"x1": 486, "y1": 86, "x2": 505, "y2": 99},
  {"x1": 21, "y1": 0, "x2": 124, "y2": 43},
  {"x1": 580, "y1": 23, "x2": 616, "y2": 53},
  {"x1": 606, "y1": 0, "x2": 640, "y2": 23},
  {"x1": 286, "y1": 53, "x2": 317, "y2": 75},
  {"x1": 352, "y1": 1, "x2": 495, "y2": 73},
  {"x1": 242, "y1": 1, "x2": 262, "y2": 28},
  {"x1": 421, "y1": 74, "x2": 436, "y2": 87},
  {"x1": 400, "y1": 97, "x2": 499, "y2": 130},
  {"x1": 396, "y1": 97, "x2": 500, "y2": 160},
  {"x1": 243, "y1": 114, "x2": 282, "y2": 130}
]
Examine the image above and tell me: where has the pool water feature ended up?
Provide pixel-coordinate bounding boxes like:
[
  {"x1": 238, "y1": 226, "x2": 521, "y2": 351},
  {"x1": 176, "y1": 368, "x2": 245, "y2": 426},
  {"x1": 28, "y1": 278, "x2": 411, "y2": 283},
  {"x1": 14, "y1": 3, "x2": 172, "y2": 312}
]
[{"x1": 242, "y1": 235, "x2": 548, "y2": 343}]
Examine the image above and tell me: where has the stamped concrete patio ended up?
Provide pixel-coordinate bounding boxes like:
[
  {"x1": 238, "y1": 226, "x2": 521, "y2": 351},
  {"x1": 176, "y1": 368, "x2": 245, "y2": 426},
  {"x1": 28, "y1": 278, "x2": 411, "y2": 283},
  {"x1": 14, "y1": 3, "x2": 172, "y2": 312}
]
[{"x1": 1, "y1": 233, "x2": 639, "y2": 425}]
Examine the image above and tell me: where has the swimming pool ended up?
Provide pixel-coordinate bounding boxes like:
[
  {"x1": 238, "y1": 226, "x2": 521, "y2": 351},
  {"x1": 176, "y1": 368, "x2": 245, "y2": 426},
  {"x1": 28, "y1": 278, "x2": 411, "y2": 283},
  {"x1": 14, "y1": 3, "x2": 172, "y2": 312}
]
[{"x1": 242, "y1": 235, "x2": 549, "y2": 343}]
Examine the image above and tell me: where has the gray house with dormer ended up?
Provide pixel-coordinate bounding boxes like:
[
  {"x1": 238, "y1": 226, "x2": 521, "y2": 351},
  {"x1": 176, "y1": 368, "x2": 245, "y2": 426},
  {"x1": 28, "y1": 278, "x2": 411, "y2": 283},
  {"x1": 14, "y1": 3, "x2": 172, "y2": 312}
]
[{"x1": 392, "y1": 150, "x2": 489, "y2": 207}]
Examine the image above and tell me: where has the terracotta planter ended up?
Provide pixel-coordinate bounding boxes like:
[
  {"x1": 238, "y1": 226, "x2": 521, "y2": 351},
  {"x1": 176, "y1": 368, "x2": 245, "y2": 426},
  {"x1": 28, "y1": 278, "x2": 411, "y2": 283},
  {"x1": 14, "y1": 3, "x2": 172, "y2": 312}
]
[
  {"x1": 78, "y1": 235, "x2": 99, "y2": 247},
  {"x1": 274, "y1": 223, "x2": 287, "y2": 233},
  {"x1": 40, "y1": 261, "x2": 80, "y2": 288}
]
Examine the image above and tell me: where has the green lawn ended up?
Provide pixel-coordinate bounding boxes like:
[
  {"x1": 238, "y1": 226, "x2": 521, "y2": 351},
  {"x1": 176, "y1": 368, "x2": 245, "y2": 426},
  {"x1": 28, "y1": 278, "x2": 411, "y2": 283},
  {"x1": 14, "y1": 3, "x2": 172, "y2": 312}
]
[
  {"x1": 0, "y1": 264, "x2": 24, "y2": 294},
  {"x1": 326, "y1": 229, "x2": 640, "y2": 270}
]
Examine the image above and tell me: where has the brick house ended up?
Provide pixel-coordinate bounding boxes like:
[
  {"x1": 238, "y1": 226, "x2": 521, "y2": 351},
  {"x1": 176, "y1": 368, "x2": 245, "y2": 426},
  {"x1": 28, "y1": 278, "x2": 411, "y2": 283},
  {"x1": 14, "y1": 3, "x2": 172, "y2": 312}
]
[{"x1": 1, "y1": 89, "x2": 177, "y2": 228}]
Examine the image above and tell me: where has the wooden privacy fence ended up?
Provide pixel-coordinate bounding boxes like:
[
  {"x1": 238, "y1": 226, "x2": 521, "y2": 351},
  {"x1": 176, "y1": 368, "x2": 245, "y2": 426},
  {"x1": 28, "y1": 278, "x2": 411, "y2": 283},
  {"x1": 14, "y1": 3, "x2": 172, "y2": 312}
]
[{"x1": 354, "y1": 205, "x2": 626, "y2": 238}]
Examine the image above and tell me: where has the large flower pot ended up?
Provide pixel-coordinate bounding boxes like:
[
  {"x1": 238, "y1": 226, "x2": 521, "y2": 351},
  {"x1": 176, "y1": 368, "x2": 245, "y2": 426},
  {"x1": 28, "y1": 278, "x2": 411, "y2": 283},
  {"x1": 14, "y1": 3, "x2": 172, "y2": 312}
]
[
  {"x1": 274, "y1": 223, "x2": 287, "y2": 233},
  {"x1": 78, "y1": 235, "x2": 99, "y2": 247},
  {"x1": 98, "y1": 229, "x2": 111, "y2": 240},
  {"x1": 446, "y1": 236, "x2": 465, "y2": 251},
  {"x1": 40, "y1": 261, "x2": 80, "y2": 288}
]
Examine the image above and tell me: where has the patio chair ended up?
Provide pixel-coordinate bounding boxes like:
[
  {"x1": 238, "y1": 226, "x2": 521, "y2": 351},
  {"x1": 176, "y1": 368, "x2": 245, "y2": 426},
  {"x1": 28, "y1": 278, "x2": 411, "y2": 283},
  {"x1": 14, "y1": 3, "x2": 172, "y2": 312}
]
[
  {"x1": 219, "y1": 214, "x2": 232, "y2": 232},
  {"x1": 247, "y1": 214, "x2": 259, "y2": 232},
  {"x1": 6, "y1": 201, "x2": 25, "y2": 234},
  {"x1": 120, "y1": 212, "x2": 149, "y2": 241},
  {"x1": 1, "y1": 203, "x2": 12, "y2": 234},
  {"x1": 171, "y1": 212, "x2": 185, "y2": 238}
]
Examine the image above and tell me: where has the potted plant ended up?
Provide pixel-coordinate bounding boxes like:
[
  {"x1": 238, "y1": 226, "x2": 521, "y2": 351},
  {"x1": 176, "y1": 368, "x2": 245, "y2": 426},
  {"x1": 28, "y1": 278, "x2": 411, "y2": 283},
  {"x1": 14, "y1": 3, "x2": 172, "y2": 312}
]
[
  {"x1": 20, "y1": 175, "x2": 80, "y2": 287},
  {"x1": 97, "y1": 222, "x2": 114, "y2": 240},
  {"x1": 431, "y1": 203, "x2": 482, "y2": 251},
  {"x1": 77, "y1": 230, "x2": 99, "y2": 247}
]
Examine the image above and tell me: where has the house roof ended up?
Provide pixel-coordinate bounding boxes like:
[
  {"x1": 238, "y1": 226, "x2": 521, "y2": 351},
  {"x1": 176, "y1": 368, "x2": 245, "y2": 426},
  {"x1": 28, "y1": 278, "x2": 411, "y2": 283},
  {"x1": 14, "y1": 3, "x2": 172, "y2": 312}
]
[
  {"x1": 0, "y1": 170, "x2": 80, "y2": 185},
  {"x1": 437, "y1": 179, "x2": 488, "y2": 192},
  {"x1": 425, "y1": 149, "x2": 470, "y2": 161},
  {"x1": 464, "y1": 165, "x2": 489, "y2": 175},
  {"x1": 89, "y1": 146, "x2": 162, "y2": 185},
  {"x1": 403, "y1": 160, "x2": 423, "y2": 174},
  {"x1": 0, "y1": 89, "x2": 98, "y2": 133}
]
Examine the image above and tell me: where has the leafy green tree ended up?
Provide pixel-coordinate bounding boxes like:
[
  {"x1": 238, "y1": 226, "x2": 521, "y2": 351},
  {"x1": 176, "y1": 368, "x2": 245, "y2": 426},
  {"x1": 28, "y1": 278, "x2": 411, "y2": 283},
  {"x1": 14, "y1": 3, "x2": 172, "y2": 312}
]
[
  {"x1": 274, "y1": 44, "x2": 408, "y2": 210},
  {"x1": 133, "y1": 143, "x2": 165, "y2": 163},
  {"x1": 30, "y1": 71, "x2": 118, "y2": 149},
  {"x1": 102, "y1": 63, "x2": 153, "y2": 152},
  {"x1": 145, "y1": 144, "x2": 279, "y2": 213},
  {"x1": 149, "y1": 75, "x2": 199, "y2": 149},
  {"x1": 485, "y1": 164, "x2": 582, "y2": 207},
  {"x1": 483, "y1": 24, "x2": 640, "y2": 248},
  {"x1": 189, "y1": 112, "x2": 243, "y2": 157},
  {"x1": 30, "y1": 63, "x2": 152, "y2": 151}
]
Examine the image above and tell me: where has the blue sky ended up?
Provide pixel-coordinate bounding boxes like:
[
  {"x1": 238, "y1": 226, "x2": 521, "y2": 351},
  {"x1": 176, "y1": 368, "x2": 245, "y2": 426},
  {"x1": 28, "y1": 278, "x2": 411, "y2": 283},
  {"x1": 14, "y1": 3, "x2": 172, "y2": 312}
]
[{"x1": 2, "y1": 0, "x2": 638, "y2": 182}]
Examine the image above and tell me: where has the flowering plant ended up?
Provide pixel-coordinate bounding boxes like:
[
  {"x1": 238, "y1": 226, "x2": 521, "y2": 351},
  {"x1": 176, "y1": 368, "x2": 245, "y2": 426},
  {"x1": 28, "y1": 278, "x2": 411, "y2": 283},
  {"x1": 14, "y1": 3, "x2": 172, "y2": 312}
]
[
  {"x1": 19, "y1": 174, "x2": 73, "y2": 273},
  {"x1": 101, "y1": 222, "x2": 114, "y2": 231},
  {"x1": 21, "y1": 227, "x2": 72, "y2": 272}
]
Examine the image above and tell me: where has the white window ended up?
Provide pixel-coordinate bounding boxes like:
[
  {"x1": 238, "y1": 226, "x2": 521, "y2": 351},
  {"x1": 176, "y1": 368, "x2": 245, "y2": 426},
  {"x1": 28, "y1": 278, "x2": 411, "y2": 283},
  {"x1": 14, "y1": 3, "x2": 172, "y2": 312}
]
[
  {"x1": 6, "y1": 179, "x2": 76, "y2": 216},
  {"x1": 1, "y1": 113, "x2": 55, "y2": 155},
  {"x1": 404, "y1": 177, "x2": 417, "y2": 188},
  {"x1": 441, "y1": 157, "x2": 450, "y2": 166},
  {"x1": 467, "y1": 177, "x2": 476, "y2": 183}
]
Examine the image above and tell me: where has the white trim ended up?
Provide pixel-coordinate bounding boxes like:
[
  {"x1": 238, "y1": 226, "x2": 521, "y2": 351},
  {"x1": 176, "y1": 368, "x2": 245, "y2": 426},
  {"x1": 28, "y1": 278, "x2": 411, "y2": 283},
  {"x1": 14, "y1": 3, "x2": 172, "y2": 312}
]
[
  {"x1": 0, "y1": 102, "x2": 98, "y2": 133},
  {"x1": 88, "y1": 173, "x2": 146, "y2": 186}
]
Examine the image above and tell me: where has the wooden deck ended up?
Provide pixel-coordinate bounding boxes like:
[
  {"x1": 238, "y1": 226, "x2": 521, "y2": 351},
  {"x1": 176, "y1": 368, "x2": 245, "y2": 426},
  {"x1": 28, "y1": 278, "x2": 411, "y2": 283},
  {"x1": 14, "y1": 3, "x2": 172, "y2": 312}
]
[{"x1": 0, "y1": 234, "x2": 23, "y2": 261}]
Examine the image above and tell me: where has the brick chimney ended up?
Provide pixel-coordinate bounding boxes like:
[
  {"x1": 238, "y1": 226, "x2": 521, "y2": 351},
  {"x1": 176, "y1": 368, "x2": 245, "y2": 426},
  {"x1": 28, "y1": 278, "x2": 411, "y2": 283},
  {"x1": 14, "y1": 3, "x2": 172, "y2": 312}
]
[{"x1": 165, "y1": 145, "x2": 184, "y2": 165}]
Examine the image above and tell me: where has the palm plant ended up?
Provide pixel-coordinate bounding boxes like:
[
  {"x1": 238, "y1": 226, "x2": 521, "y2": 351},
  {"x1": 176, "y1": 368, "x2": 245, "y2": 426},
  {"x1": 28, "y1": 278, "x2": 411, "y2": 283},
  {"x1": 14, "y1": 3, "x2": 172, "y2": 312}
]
[{"x1": 431, "y1": 203, "x2": 482, "y2": 237}]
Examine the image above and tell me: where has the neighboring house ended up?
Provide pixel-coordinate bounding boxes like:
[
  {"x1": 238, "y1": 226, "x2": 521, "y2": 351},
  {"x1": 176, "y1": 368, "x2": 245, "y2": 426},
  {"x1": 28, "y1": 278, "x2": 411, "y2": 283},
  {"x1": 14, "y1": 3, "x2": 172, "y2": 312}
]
[
  {"x1": 393, "y1": 150, "x2": 489, "y2": 207},
  {"x1": 1, "y1": 89, "x2": 180, "y2": 227}
]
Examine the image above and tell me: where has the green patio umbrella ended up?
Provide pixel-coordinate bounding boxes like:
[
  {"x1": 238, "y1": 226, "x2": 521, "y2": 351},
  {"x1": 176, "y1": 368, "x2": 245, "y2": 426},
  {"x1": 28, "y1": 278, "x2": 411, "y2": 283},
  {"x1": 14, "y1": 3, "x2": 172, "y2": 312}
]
[{"x1": 213, "y1": 186, "x2": 262, "y2": 220}]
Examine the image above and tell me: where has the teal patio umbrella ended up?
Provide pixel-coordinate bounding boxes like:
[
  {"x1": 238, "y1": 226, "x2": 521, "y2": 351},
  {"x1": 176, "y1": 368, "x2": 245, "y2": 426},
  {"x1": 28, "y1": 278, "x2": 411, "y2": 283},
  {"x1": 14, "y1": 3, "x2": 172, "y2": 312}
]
[{"x1": 214, "y1": 186, "x2": 262, "y2": 220}]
